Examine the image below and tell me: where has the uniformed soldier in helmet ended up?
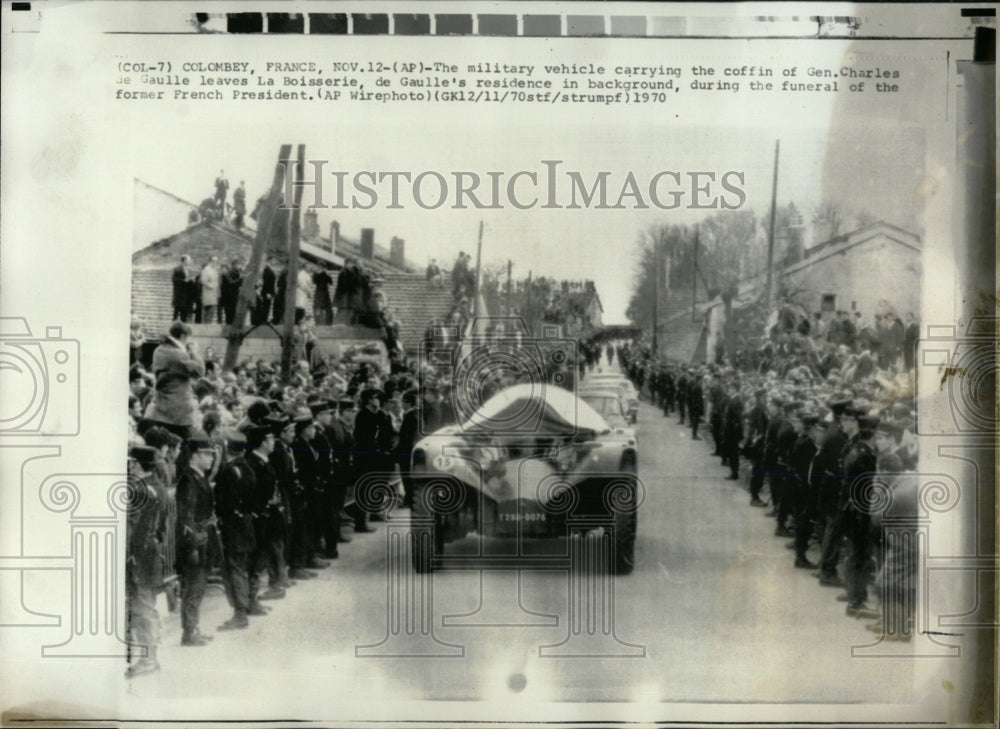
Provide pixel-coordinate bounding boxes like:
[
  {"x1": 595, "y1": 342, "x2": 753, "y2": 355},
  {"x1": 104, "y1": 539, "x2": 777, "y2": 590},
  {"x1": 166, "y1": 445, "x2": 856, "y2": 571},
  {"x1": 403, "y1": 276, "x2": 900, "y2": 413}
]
[{"x1": 125, "y1": 445, "x2": 168, "y2": 676}]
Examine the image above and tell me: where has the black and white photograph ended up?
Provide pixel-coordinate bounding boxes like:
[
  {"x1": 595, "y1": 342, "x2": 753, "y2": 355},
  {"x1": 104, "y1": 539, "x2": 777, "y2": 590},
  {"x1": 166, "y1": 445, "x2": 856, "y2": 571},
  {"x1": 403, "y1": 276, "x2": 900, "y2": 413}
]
[{"x1": 0, "y1": 2, "x2": 995, "y2": 727}]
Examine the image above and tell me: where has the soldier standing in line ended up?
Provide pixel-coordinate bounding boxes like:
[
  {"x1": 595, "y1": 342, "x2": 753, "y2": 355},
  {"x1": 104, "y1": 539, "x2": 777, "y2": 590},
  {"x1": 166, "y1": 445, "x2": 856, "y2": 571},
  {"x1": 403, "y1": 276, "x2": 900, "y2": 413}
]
[
  {"x1": 308, "y1": 399, "x2": 340, "y2": 559},
  {"x1": 661, "y1": 366, "x2": 675, "y2": 416},
  {"x1": 721, "y1": 379, "x2": 744, "y2": 480},
  {"x1": 675, "y1": 368, "x2": 689, "y2": 425},
  {"x1": 272, "y1": 415, "x2": 315, "y2": 582},
  {"x1": 329, "y1": 398, "x2": 357, "y2": 544},
  {"x1": 790, "y1": 413, "x2": 825, "y2": 569},
  {"x1": 214, "y1": 433, "x2": 257, "y2": 631},
  {"x1": 686, "y1": 369, "x2": 704, "y2": 440},
  {"x1": 814, "y1": 397, "x2": 853, "y2": 587},
  {"x1": 291, "y1": 412, "x2": 331, "y2": 571},
  {"x1": 708, "y1": 372, "x2": 726, "y2": 457},
  {"x1": 125, "y1": 445, "x2": 168, "y2": 676},
  {"x1": 174, "y1": 434, "x2": 219, "y2": 646},
  {"x1": 840, "y1": 409, "x2": 881, "y2": 620},
  {"x1": 744, "y1": 387, "x2": 769, "y2": 507},
  {"x1": 244, "y1": 424, "x2": 284, "y2": 603},
  {"x1": 772, "y1": 400, "x2": 802, "y2": 537}
]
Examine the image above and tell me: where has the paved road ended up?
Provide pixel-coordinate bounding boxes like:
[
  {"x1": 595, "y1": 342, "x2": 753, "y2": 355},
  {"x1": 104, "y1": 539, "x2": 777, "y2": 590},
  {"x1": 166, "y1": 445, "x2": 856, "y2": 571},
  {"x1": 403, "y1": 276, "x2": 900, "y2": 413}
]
[
  {"x1": 106, "y1": 397, "x2": 915, "y2": 712},
  {"x1": 6, "y1": 394, "x2": 919, "y2": 720}
]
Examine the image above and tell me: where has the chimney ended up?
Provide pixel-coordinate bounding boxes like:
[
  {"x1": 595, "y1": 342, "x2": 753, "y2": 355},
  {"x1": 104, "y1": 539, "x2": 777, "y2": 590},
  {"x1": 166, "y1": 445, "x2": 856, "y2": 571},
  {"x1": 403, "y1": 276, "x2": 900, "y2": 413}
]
[
  {"x1": 390, "y1": 236, "x2": 405, "y2": 268},
  {"x1": 303, "y1": 207, "x2": 319, "y2": 240},
  {"x1": 360, "y1": 228, "x2": 375, "y2": 260},
  {"x1": 329, "y1": 220, "x2": 340, "y2": 252}
]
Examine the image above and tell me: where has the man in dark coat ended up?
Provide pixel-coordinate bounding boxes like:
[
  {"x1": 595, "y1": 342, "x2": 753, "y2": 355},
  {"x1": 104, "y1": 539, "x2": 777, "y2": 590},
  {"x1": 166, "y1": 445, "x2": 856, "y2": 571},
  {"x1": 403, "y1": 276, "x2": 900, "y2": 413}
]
[
  {"x1": 271, "y1": 416, "x2": 312, "y2": 581},
  {"x1": 258, "y1": 257, "x2": 277, "y2": 325},
  {"x1": 841, "y1": 410, "x2": 880, "y2": 618},
  {"x1": 686, "y1": 371, "x2": 704, "y2": 440},
  {"x1": 351, "y1": 388, "x2": 385, "y2": 532},
  {"x1": 721, "y1": 384, "x2": 744, "y2": 480},
  {"x1": 675, "y1": 369, "x2": 689, "y2": 425},
  {"x1": 790, "y1": 413, "x2": 824, "y2": 569},
  {"x1": 125, "y1": 445, "x2": 168, "y2": 675},
  {"x1": 660, "y1": 368, "x2": 675, "y2": 416},
  {"x1": 744, "y1": 387, "x2": 769, "y2": 506},
  {"x1": 815, "y1": 398, "x2": 853, "y2": 587},
  {"x1": 291, "y1": 413, "x2": 330, "y2": 570},
  {"x1": 708, "y1": 373, "x2": 726, "y2": 455},
  {"x1": 172, "y1": 255, "x2": 194, "y2": 322},
  {"x1": 395, "y1": 390, "x2": 421, "y2": 509},
  {"x1": 328, "y1": 398, "x2": 357, "y2": 544},
  {"x1": 220, "y1": 258, "x2": 243, "y2": 325},
  {"x1": 772, "y1": 400, "x2": 802, "y2": 536},
  {"x1": 213, "y1": 433, "x2": 258, "y2": 630},
  {"x1": 244, "y1": 423, "x2": 285, "y2": 603},
  {"x1": 272, "y1": 266, "x2": 288, "y2": 325},
  {"x1": 174, "y1": 434, "x2": 219, "y2": 646},
  {"x1": 308, "y1": 399, "x2": 339, "y2": 558},
  {"x1": 232, "y1": 181, "x2": 247, "y2": 230},
  {"x1": 312, "y1": 266, "x2": 335, "y2": 325}
]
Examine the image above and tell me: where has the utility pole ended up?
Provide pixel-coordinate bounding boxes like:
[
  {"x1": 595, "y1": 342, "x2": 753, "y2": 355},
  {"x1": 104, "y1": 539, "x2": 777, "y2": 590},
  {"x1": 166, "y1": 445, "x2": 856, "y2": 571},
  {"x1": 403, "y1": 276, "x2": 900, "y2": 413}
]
[
  {"x1": 764, "y1": 139, "x2": 780, "y2": 307},
  {"x1": 506, "y1": 259, "x2": 512, "y2": 317},
  {"x1": 652, "y1": 237, "x2": 659, "y2": 357},
  {"x1": 473, "y1": 220, "x2": 484, "y2": 318},
  {"x1": 280, "y1": 144, "x2": 306, "y2": 384},
  {"x1": 223, "y1": 144, "x2": 293, "y2": 371},
  {"x1": 691, "y1": 225, "x2": 699, "y2": 322}
]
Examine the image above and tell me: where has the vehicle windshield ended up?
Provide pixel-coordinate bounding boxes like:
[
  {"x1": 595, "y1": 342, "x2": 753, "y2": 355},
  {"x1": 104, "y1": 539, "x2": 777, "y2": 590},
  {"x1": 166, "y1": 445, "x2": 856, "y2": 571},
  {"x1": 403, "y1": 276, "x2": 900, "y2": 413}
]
[
  {"x1": 581, "y1": 395, "x2": 624, "y2": 417},
  {"x1": 461, "y1": 383, "x2": 610, "y2": 436}
]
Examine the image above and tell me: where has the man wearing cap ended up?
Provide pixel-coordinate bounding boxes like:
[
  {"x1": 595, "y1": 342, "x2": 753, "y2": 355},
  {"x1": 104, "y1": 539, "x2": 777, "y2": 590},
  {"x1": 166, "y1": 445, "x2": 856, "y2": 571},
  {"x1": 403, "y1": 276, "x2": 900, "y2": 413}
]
[
  {"x1": 244, "y1": 424, "x2": 285, "y2": 602},
  {"x1": 789, "y1": 413, "x2": 824, "y2": 568},
  {"x1": 660, "y1": 366, "x2": 676, "y2": 416},
  {"x1": 290, "y1": 412, "x2": 328, "y2": 573},
  {"x1": 174, "y1": 433, "x2": 219, "y2": 646},
  {"x1": 744, "y1": 387, "x2": 769, "y2": 506},
  {"x1": 840, "y1": 407, "x2": 880, "y2": 619},
  {"x1": 328, "y1": 398, "x2": 357, "y2": 542},
  {"x1": 308, "y1": 399, "x2": 340, "y2": 558},
  {"x1": 687, "y1": 370, "x2": 705, "y2": 441},
  {"x1": 213, "y1": 432, "x2": 258, "y2": 631},
  {"x1": 395, "y1": 390, "x2": 421, "y2": 510},
  {"x1": 814, "y1": 397, "x2": 853, "y2": 587},
  {"x1": 721, "y1": 382, "x2": 744, "y2": 480},
  {"x1": 708, "y1": 373, "x2": 727, "y2": 456},
  {"x1": 869, "y1": 419, "x2": 918, "y2": 639},
  {"x1": 771, "y1": 400, "x2": 802, "y2": 537},
  {"x1": 125, "y1": 445, "x2": 168, "y2": 675},
  {"x1": 759, "y1": 394, "x2": 786, "y2": 516},
  {"x1": 271, "y1": 416, "x2": 310, "y2": 581},
  {"x1": 351, "y1": 388, "x2": 386, "y2": 532}
]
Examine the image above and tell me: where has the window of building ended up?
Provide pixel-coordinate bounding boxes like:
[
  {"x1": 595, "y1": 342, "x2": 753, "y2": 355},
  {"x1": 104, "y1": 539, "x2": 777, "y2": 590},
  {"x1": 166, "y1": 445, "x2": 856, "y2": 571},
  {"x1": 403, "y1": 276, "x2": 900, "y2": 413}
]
[{"x1": 821, "y1": 294, "x2": 836, "y2": 312}]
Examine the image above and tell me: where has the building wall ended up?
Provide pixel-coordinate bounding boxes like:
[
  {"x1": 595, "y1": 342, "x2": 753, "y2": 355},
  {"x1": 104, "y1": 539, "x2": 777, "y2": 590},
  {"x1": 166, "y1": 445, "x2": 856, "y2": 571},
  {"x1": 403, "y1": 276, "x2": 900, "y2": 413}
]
[{"x1": 783, "y1": 236, "x2": 921, "y2": 318}]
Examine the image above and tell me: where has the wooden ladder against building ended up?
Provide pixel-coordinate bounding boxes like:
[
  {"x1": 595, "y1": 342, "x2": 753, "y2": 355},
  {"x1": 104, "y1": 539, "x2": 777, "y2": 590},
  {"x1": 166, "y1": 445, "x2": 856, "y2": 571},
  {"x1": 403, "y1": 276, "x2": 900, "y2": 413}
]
[{"x1": 223, "y1": 144, "x2": 293, "y2": 372}]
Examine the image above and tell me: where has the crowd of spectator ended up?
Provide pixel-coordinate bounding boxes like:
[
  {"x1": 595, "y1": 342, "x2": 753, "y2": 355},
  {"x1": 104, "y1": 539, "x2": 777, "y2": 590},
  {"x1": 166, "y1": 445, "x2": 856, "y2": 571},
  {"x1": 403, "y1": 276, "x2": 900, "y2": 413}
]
[{"x1": 620, "y1": 313, "x2": 920, "y2": 642}]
